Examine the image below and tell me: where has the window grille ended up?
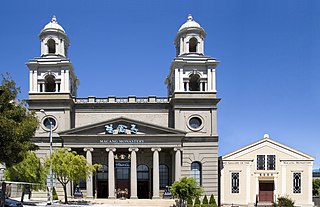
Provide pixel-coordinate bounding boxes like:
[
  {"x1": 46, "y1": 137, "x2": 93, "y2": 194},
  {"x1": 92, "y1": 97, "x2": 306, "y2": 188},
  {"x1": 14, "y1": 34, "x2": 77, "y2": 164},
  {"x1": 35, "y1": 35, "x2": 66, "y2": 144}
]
[
  {"x1": 293, "y1": 172, "x2": 301, "y2": 193},
  {"x1": 191, "y1": 162, "x2": 202, "y2": 186},
  {"x1": 267, "y1": 155, "x2": 276, "y2": 170},
  {"x1": 257, "y1": 155, "x2": 265, "y2": 170},
  {"x1": 231, "y1": 172, "x2": 239, "y2": 193}
]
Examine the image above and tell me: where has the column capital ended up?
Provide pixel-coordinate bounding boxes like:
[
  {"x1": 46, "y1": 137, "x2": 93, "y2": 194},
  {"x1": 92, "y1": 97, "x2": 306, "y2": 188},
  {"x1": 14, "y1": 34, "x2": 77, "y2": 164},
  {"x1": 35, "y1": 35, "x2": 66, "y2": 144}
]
[
  {"x1": 174, "y1": 147, "x2": 183, "y2": 152},
  {"x1": 106, "y1": 148, "x2": 116, "y2": 152},
  {"x1": 84, "y1": 147, "x2": 94, "y2": 152},
  {"x1": 67, "y1": 148, "x2": 72, "y2": 152},
  {"x1": 151, "y1": 147, "x2": 161, "y2": 152},
  {"x1": 129, "y1": 148, "x2": 139, "y2": 152}
]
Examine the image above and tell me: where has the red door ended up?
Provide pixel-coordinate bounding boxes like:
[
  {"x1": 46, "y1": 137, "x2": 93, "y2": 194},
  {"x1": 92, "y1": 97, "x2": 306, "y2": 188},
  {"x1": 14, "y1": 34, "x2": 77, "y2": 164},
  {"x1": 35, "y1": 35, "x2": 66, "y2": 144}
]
[{"x1": 259, "y1": 183, "x2": 274, "y2": 202}]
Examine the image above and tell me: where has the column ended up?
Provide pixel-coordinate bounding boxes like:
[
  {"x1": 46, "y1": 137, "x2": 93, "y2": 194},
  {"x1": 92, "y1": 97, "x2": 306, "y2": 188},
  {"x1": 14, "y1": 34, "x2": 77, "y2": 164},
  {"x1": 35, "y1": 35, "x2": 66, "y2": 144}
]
[
  {"x1": 129, "y1": 148, "x2": 139, "y2": 199},
  {"x1": 106, "y1": 148, "x2": 116, "y2": 199},
  {"x1": 84, "y1": 148, "x2": 94, "y2": 198},
  {"x1": 174, "y1": 148, "x2": 182, "y2": 181},
  {"x1": 151, "y1": 147, "x2": 161, "y2": 199},
  {"x1": 246, "y1": 164, "x2": 251, "y2": 203}
]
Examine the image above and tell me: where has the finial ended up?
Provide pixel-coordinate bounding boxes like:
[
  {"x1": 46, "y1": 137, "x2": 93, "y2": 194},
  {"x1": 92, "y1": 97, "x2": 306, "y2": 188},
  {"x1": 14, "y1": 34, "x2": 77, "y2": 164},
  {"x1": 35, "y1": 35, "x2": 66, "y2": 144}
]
[
  {"x1": 263, "y1": 134, "x2": 269, "y2": 139},
  {"x1": 51, "y1": 15, "x2": 57, "y2": 23},
  {"x1": 188, "y1": 14, "x2": 193, "y2": 21}
]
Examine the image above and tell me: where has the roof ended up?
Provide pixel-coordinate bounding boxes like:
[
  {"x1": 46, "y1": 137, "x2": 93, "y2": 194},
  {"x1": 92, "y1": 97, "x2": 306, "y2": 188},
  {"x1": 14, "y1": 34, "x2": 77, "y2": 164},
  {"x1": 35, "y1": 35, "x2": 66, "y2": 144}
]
[
  {"x1": 222, "y1": 134, "x2": 315, "y2": 161},
  {"x1": 41, "y1": 15, "x2": 66, "y2": 33}
]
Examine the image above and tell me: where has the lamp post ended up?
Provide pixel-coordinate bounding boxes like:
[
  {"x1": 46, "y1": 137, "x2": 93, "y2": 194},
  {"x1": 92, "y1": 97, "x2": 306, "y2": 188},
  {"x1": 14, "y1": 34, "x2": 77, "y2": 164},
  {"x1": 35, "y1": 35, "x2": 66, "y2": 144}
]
[{"x1": 40, "y1": 109, "x2": 53, "y2": 205}]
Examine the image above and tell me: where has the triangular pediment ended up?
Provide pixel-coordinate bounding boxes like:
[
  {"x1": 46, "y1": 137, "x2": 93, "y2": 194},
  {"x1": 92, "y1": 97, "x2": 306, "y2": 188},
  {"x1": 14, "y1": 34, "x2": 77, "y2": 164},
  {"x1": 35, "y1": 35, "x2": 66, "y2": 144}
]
[
  {"x1": 222, "y1": 137, "x2": 314, "y2": 161},
  {"x1": 59, "y1": 116, "x2": 186, "y2": 136}
]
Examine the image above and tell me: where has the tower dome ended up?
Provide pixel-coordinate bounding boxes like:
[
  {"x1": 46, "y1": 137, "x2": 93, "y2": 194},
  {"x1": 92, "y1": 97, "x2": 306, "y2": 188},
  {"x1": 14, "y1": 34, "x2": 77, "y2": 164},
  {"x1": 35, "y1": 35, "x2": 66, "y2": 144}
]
[
  {"x1": 178, "y1": 14, "x2": 204, "y2": 33},
  {"x1": 41, "y1": 16, "x2": 66, "y2": 33}
]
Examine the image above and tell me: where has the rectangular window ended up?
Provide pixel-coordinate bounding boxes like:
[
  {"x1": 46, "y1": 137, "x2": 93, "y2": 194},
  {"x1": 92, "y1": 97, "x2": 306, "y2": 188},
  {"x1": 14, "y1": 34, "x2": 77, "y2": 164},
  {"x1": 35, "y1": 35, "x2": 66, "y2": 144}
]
[
  {"x1": 257, "y1": 155, "x2": 265, "y2": 170},
  {"x1": 267, "y1": 155, "x2": 276, "y2": 170},
  {"x1": 293, "y1": 172, "x2": 301, "y2": 193},
  {"x1": 231, "y1": 172, "x2": 239, "y2": 193}
]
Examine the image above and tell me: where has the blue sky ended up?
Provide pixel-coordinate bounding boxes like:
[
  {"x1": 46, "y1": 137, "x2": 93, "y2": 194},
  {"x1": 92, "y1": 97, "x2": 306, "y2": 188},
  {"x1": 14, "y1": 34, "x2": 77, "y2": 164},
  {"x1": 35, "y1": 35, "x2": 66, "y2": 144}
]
[{"x1": 0, "y1": 0, "x2": 319, "y2": 169}]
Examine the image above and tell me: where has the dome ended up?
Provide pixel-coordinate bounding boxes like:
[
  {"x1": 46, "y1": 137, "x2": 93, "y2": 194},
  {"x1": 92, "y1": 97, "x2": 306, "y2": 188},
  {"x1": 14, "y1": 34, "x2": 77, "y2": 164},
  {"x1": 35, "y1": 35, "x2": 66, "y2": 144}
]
[
  {"x1": 41, "y1": 16, "x2": 66, "y2": 33},
  {"x1": 178, "y1": 14, "x2": 203, "y2": 32}
]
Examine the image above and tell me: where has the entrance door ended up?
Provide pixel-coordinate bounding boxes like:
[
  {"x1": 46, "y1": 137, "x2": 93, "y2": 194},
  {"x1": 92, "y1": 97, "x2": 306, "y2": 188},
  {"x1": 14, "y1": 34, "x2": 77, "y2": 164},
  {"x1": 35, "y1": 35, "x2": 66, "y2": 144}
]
[
  {"x1": 259, "y1": 182, "x2": 274, "y2": 202},
  {"x1": 97, "y1": 181, "x2": 108, "y2": 198},
  {"x1": 137, "y1": 164, "x2": 150, "y2": 199},
  {"x1": 116, "y1": 168, "x2": 130, "y2": 198}
]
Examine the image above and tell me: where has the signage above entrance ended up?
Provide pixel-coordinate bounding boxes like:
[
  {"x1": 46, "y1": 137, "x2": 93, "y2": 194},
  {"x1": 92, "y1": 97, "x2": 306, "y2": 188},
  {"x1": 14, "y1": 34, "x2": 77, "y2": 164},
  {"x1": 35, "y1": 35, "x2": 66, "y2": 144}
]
[
  {"x1": 105, "y1": 124, "x2": 138, "y2": 134},
  {"x1": 99, "y1": 139, "x2": 144, "y2": 144}
]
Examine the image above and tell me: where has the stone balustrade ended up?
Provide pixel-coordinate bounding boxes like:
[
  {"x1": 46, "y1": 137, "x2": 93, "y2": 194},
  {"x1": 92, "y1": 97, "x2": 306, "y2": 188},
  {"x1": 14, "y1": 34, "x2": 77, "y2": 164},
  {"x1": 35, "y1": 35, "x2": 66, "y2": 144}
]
[{"x1": 74, "y1": 96, "x2": 170, "y2": 104}]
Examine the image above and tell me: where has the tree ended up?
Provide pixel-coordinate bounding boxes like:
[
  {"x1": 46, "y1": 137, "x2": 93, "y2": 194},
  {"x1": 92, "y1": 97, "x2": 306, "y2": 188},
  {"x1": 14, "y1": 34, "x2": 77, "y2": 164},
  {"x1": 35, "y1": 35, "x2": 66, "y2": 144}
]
[
  {"x1": 5, "y1": 151, "x2": 46, "y2": 202},
  {"x1": 170, "y1": 177, "x2": 203, "y2": 207},
  {"x1": 0, "y1": 73, "x2": 38, "y2": 207},
  {"x1": 0, "y1": 73, "x2": 38, "y2": 167},
  {"x1": 46, "y1": 148, "x2": 99, "y2": 204},
  {"x1": 313, "y1": 179, "x2": 320, "y2": 196}
]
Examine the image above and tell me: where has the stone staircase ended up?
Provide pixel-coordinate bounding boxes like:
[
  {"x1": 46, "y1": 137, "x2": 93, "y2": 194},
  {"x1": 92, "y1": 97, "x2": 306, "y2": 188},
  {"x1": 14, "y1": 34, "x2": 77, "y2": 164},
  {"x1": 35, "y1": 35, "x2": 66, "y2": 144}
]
[
  {"x1": 90, "y1": 199, "x2": 176, "y2": 207},
  {"x1": 256, "y1": 201, "x2": 273, "y2": 207}
]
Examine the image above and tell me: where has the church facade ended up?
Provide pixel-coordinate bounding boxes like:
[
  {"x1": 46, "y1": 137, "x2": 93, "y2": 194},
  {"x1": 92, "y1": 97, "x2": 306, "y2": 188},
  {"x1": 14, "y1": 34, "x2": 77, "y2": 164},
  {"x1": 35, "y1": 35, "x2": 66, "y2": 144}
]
[{"x1": 27, "y1": 15, "x2": 220, "y2": 200}]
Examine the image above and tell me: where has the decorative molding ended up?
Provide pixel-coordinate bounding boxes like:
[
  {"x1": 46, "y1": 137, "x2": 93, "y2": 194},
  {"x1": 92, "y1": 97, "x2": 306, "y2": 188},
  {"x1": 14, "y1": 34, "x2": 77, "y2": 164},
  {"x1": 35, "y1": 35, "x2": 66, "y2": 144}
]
[{"x1": 151, "y1": 147, "x2": 161, "y2": 152}]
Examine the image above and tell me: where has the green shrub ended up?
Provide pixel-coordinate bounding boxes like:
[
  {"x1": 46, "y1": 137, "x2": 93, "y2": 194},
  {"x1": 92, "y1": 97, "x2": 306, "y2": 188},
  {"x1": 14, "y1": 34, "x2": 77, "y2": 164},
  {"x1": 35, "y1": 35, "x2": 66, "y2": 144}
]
[
  {"x1": 194, "y1": 196, "x2": 201, "y2": 205},
  {"x1": 203, "y1": 195, "x2": 208, "y2": 204},
  {"x1": 273, "y1": 196, "x2": 294, "y2": 207},
  {"x1": 209, "y1": 194, "x2": 217, "y2": 207},
  {"x1": 187, "y1": 197, "x2": 193, "y2": 207},
  {"x1": 194, "y1": 204, "x2": 201, "y2": 207},
  {"x1": 201, "y1": 204, "x2": 209, "y2": 207},
  {"x1": 52, "y1": 187, "x2": 58, "y2": 200}
]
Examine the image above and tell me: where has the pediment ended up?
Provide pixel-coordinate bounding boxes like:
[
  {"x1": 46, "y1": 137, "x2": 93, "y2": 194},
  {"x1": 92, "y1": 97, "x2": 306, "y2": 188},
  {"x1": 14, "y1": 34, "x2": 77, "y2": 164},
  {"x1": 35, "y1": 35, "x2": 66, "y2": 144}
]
[
  {"x1": 222, "y1": 137, "x2": 314, "y2": 161},
  {"x1": 59, "y1": 116, "x2": 186, "y2": 136}
]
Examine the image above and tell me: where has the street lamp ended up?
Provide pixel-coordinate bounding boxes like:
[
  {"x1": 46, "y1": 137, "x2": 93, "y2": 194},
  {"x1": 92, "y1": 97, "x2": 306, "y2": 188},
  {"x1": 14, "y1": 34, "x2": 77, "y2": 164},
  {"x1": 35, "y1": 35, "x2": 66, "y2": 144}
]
[{"x1": 40, "y1": 109, "x2": 53, "y2": 205}]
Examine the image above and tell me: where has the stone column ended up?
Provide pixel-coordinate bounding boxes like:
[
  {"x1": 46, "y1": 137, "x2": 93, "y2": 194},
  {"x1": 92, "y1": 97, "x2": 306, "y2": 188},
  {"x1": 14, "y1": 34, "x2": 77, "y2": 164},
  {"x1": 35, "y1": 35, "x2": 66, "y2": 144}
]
[
  {"x1": 106, "y1": 148, "x2": 116, "y2": 199},
  {"x1": 129, "y1": 148, "x2": 139, "y2": 199},
  {"x1": 174, "y1": 148, "x2": 182, "y2": 181},
  {"x1": 151, "y1": 147, "x2": 161, "y2": 199},
  {"x1": 84, "y1": 148, "x2": 94, "y2": 198}
]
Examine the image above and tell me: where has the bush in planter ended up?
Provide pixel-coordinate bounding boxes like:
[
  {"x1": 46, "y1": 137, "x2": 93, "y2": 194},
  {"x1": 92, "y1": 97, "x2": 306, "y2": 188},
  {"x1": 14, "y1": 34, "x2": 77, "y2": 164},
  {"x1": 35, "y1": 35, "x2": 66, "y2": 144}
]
[
  {"x1": 209, "y1": 194, "x2": 217, "y2": 207},
  {"x1": 187, "y1": 197, "x2": 193, "y2": 207},
  {"x1": 273, "y1": 196, "x2": 294, "y2": 207},
  {"x1": 201, "y1": 195, "x2": 208, "y2": 207},
  {"x1": 52, "y1": 187, "x2": 58, "y2": 200},
  {"x1": 194, "y1": 196, "x2": 201, "y2": 207}
]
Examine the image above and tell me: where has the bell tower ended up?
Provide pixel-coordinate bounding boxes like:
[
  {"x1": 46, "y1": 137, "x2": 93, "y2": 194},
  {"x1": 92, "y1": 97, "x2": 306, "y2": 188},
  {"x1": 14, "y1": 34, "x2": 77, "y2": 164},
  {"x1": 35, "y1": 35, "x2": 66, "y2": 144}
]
[
  {"x1": 27, "y1": 16, "x2": 78, "y2": 97},
  {"x1": 167, "y1": 15, "x2": 220, "y2": 198},
  {"x1": 27, "y1": 16, "x2": 78, "y2": 133}
]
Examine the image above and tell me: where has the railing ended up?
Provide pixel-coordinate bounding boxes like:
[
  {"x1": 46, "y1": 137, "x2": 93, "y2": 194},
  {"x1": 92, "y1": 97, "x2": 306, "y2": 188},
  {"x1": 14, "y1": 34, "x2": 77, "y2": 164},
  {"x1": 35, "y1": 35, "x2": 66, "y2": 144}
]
[{"x1": 74, "y1": 96, "x2": 170, "y2": 104}]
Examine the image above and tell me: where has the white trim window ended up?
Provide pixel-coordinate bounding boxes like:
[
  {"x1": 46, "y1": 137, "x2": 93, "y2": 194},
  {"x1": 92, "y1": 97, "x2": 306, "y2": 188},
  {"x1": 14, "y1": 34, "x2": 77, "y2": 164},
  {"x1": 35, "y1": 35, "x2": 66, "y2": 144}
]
[
  {"x1": 293, "y1": 172, "x2": 301, "y2": 193},
  {"x1": 231, "y1": 172, "x2": 239, "y2": 193},
  {"x1": 257, "y1": 155, "x2": 276, "y2": 170}
]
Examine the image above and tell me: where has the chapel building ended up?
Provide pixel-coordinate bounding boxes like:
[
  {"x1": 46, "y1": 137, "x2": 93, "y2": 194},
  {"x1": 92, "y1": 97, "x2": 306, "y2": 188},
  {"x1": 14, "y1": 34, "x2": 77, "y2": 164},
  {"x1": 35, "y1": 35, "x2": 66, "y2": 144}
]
[{"x1": 26, "y1": 15, "x2": 220, "y2": 200}]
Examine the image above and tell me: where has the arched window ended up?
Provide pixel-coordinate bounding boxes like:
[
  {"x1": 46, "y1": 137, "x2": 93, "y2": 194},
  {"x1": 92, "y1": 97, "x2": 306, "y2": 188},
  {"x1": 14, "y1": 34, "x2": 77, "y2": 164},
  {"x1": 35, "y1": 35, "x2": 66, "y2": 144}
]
[
  {"x1": 189, "y1": 37, "x2": 197, "y2": 53},
  {"x1": 191, "y1": 162, "x2": 202, "y2": 186},
  {"x1": 47, "y1": 39, "x2": 56, "y2": 54},
  {"x1": 159, "y1": 164, "x2": 169, "y2": 189},
  {"x1": 137, "y1": 165, "x2": 149, "y2": 180},
  {"x1": 189, "y1": 74, "x2": 200, "y2": 91},
  {"x1": 45, "y1": 75, "x2": 56, "y2": 92}
]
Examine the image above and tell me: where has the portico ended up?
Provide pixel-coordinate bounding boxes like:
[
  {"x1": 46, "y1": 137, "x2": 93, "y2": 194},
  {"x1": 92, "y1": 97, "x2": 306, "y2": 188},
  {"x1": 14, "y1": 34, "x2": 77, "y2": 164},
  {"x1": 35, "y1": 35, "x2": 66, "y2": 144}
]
[{"x1": 59, "y1": 117, "x2": 185, "y2": 199}]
